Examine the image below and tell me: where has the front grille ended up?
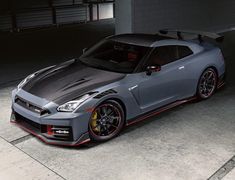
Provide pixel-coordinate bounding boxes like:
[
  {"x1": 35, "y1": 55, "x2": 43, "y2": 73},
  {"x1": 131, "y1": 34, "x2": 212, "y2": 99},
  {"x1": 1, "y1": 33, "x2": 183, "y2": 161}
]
[
  {"x1": 15, "y1": 96, "x2": 50, "y2": 116},
  {"x1": 15, "y1": 112, "x2": 41, "y2": 131}
]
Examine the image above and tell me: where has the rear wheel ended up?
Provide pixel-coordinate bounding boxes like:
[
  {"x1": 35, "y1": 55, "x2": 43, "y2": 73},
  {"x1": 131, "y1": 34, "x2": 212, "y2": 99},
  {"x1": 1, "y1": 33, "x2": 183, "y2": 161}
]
[
  {"x1": 89, "y1": 100, "x2": 124, "y2": 142},
  {"x1": 197, "y1": 68, "x2": 217, "y2": 99}
]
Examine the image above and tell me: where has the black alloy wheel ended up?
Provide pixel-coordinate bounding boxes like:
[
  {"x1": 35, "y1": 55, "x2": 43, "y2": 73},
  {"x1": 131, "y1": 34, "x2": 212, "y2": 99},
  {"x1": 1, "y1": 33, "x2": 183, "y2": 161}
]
[
  {"x1": 197, "y1": 68, "x2": 217, "y2": 99},
  {"x1": 89, "y1": 100, "x2": 124, "y2": 142}
]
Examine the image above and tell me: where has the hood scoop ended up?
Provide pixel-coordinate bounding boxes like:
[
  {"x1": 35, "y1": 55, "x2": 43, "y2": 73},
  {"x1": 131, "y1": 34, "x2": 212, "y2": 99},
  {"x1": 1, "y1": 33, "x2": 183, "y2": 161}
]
[{"x1": 37, "y1": 59, "x2": 77, "y2": 82}]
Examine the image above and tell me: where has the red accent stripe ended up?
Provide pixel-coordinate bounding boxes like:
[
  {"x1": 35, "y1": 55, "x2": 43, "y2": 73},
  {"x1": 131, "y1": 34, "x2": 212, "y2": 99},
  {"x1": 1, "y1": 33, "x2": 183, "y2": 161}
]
[
  {"x1": 10, "y1": 121, "x2": 90, "y2": 147},
  {"x1": 126, "y1": 97, "x2": 197, "y2": 126},
  {"x1": 217, "y1": 82, "x2": 226, "y2": 89},
  {"x1": 85, "y1": 107, "x2": 95, "y2": 113},
  {"x1": 11, "y1": 95, "x2": 207, "y2": 146},
  {"x1": 47, "y1": 125, "x2": 54, "y2": 135}
]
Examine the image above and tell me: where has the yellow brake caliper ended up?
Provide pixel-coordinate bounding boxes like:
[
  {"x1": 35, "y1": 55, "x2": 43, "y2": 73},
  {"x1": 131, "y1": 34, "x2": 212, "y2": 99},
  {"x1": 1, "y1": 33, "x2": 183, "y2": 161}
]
[{"x1": 91, "y1": 111, "x2": 99, "y2": 132}]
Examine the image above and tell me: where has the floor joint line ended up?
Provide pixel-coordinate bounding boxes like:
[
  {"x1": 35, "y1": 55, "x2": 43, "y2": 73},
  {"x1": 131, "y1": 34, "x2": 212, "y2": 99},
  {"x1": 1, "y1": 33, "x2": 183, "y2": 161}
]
[
  {"x1": 10, "y1": 134, "x2": 33, "y2": 145},
  {"x1": 208, "y1": 155, "x2": 235, "y2": 180},
  {"x1": 0, "y1": 136, "x2": 67, "y2": 180}
]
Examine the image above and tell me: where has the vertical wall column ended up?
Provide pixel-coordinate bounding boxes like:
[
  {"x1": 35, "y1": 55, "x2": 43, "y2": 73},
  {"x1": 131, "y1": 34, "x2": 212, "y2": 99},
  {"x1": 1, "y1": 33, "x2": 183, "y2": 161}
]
[
  {"x1": 115, "y1": 0, "x2": 133, "y2": 34},
  {"x1": 49, "y1": 0, "x2": 57, "y2": 25}
]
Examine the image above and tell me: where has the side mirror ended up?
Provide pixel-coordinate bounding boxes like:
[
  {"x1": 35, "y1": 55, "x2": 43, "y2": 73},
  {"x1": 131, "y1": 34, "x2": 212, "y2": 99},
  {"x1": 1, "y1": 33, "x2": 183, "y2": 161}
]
[
  {"x1": 82, "y1": 48, "x2": 88, "y2": 54},
  {"x1": 146, "y1": 65, "x2": 161, "y2": 76}
]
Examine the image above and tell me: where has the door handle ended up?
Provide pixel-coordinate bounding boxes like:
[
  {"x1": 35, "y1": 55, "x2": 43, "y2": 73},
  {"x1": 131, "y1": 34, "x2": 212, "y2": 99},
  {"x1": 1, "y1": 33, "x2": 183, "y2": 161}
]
[{"x1": 178, "y1": 66, "x2": 185, "y2": 70}]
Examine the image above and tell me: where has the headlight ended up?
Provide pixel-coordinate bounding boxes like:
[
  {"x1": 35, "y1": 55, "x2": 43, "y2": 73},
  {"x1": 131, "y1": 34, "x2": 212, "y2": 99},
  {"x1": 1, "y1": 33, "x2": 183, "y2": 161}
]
[
  {"x1": 57, "y1": 94, "x2": 91, "y2": 112},
  {"x1": 17, "y1": 73, "x2": 36, "y2": 90}
]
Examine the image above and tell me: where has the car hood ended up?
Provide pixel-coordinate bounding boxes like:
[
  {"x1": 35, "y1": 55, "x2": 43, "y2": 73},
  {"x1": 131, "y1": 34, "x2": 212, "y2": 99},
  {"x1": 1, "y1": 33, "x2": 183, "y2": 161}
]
[{"x1": 22, "y1": 60, "x2": 125, "y2": 105}]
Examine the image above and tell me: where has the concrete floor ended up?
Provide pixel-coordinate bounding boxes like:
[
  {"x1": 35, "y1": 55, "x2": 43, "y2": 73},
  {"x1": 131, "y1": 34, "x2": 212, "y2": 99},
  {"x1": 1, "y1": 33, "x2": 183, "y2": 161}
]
[{"x1": 0, "y1": 21, "x2": 234, "y2": 180}]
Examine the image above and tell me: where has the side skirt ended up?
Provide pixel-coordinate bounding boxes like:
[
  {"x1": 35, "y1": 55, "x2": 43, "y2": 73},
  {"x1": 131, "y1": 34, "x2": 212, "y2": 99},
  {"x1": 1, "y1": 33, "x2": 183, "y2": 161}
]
[{"x1": 126, "y1": 96, "x2": 197, "y2": 126}]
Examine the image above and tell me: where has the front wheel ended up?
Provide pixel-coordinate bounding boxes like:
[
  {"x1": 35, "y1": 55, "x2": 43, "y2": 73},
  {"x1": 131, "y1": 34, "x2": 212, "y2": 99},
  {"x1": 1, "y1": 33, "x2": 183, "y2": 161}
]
[
  {"x1": 197, "y1": 68, "x2": 218, "y2": 99},
  {"x1": 88, "y1": 100, "x2": 125, "y2": 142}
]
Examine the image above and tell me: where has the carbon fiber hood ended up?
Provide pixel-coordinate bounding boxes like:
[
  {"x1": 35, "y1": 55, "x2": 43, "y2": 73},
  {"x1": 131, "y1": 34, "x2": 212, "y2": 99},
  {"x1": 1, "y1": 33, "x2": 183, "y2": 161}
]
[{"x1": 22, "y1": 60, "x2": 125, "y2": 104}]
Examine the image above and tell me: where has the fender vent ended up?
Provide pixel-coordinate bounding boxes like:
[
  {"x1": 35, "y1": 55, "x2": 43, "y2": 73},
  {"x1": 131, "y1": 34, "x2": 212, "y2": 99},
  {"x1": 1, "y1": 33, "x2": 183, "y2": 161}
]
[{"x1": 94, "y1": 89, "x2": 117, "y2": 99}]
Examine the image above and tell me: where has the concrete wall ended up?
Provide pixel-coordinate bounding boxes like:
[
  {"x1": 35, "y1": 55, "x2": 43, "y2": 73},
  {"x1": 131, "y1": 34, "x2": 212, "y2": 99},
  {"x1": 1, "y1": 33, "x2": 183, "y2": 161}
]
[
  {"x1": 116, "y1": 0, "x2": 235, "y2": 34},
  {"x1": 115, "y1": 0, "x2": 133, "y2": 34}
]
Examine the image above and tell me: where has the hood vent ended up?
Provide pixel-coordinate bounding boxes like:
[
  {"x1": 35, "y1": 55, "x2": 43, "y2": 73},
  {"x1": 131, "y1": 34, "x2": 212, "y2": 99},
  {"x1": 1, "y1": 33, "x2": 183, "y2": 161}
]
[{"x1": 94, "y1": 89, "x2": 117, "y2": 99}]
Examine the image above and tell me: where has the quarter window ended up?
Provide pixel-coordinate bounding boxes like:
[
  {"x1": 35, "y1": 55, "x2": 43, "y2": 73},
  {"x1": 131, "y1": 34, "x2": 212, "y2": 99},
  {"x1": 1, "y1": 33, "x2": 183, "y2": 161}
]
[
  {"x1": 148, "y1": 45, "x2": 193, "y2": 66},
  {"x1": 178, "y1": 46, "x2": 193, "y2": 59}
]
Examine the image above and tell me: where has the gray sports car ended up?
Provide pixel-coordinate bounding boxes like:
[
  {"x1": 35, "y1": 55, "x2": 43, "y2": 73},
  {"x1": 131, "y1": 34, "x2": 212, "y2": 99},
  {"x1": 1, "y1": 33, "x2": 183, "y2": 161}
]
[{"x1": 11, "y1": 30, "x2": 226, "y2": 146}]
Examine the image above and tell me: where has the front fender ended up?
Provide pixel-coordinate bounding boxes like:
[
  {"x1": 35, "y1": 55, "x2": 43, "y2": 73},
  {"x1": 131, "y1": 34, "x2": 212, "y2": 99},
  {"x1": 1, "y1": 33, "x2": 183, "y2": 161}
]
[{"x1": 76, "y1": 86, "x2": 141, "y2": 121}]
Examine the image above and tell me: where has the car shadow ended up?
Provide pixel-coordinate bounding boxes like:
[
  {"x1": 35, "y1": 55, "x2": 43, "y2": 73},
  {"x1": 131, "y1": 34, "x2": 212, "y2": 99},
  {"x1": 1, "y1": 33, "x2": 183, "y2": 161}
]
[{"x1": 75, "y1": 102, "x2": 193, "y2": 150}]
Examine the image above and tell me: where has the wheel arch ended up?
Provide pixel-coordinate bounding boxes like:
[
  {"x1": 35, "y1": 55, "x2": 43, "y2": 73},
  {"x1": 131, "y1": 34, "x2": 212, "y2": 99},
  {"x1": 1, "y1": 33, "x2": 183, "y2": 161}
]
[
  {"x1": 90, "y1": 89, "x2": 141, "y2": 125},
  {"x1": 200, "y1": 65, "x2": 219, "y2": 84},
  {"x1": 88, "y1": 97, "x2": 127, "y2": 142},
  {"x1": 103, "y1": 97, "x2": 127, "y2": 123},
  {"x1": 196, "y1": 65, "x2": 219, "y2": 98},
  {"x1": 197, "y1": 65, "x2": 218, "y2": 82},
  {"x1": 206, "y1": 66, "x2": 219, "y2": 77}
]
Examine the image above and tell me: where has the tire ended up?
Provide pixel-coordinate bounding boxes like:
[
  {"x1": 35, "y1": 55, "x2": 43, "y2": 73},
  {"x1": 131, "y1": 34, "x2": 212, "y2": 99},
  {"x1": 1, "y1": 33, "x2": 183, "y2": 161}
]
[
  {"x1": 88, "y1": 100, "x2": 125, "y2": 142},
  {"x1": 197, "y1": 68, "x2": 218, "y2": 99}
]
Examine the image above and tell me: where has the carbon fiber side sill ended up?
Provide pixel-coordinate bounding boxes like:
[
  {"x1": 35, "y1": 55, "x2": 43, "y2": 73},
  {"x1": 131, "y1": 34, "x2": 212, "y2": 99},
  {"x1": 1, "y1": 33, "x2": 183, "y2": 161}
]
[{"x1": 126, "y1": 97, "x2": 197, "y2": 126}]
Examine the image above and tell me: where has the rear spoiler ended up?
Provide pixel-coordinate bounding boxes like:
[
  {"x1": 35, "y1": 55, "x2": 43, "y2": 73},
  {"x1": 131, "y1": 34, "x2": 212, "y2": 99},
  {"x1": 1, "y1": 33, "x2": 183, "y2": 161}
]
[{"x1": 158, "y1": 29, "x2": 224, "y2": 43}]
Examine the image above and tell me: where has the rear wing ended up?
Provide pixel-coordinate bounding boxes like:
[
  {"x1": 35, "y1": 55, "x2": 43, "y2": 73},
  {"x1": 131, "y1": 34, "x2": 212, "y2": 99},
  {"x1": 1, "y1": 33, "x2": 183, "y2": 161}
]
[{"x1": 158, "y1": 29, "x2": 224, "y2": 43}]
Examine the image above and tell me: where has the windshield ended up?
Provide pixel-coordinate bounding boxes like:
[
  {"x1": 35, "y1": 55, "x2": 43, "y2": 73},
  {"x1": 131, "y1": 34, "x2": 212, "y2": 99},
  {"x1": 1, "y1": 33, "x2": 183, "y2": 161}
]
[{"x1": 80, "y1": 39, "x2": 151, "y2": 73}]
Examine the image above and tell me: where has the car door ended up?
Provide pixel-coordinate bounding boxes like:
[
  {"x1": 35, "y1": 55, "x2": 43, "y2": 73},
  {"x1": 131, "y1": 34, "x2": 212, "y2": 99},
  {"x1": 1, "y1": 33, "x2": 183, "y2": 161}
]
[{"x1": 137, "y1": 45, "x2": 193, "y2": 112}]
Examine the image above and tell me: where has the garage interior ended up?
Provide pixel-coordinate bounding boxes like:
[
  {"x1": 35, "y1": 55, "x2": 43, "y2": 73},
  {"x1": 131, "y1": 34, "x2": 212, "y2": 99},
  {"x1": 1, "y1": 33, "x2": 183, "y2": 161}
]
[{"x1": 0, "y1": 0, "x2": 235, "y2": 180}]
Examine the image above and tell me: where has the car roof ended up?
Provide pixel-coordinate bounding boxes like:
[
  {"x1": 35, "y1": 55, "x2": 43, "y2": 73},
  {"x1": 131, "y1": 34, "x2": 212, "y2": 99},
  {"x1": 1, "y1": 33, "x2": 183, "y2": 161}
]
[
  {"x1": 108, "y1": 33, "x2": 172, "y2": 47},
  {"x1": 107, "y1": 33, "x2": 206, "y2": 54}
]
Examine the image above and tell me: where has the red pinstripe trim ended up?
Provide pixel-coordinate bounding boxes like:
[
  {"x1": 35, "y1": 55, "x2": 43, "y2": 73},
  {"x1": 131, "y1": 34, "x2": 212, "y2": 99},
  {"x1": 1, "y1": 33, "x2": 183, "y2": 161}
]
[
  {"x1": 126, "y1": 97, "x2": 197, "y2": 126},
  {"x1": 217, "y1": 82, "x2": 226, "y2": 89},
  {"x1": 10, "y1": 121, "x2": 90, "y2": 147}
]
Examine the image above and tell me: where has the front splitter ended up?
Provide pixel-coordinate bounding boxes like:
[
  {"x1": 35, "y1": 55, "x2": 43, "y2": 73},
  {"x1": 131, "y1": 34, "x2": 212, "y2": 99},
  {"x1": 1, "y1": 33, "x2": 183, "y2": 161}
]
[{"x1": 10, "y1": 119, "x2": 91, "y2": 147}]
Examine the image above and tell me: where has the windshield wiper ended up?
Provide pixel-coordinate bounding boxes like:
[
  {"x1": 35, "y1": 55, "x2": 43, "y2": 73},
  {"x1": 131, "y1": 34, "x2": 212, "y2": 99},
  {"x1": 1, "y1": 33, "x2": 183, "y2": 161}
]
[
  {"x1": 90, "y1": 64, "x2": 111, "y2": 71},
  {"x1": 79, "y1": 59, "x2": 110, "y2": 71}
]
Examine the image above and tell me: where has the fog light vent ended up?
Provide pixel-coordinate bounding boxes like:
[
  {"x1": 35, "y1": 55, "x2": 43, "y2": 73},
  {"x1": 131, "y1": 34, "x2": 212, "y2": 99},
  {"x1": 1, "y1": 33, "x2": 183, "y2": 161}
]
[
  {"x1": 44, "y1": 125, "x2": 73, "y2": 141},
  {"x1": 52, "y1": 127, "x2": 71, "y2": 137},
  {"x1": 55, "y1": 129, "x2": 69, "y2": 134}
]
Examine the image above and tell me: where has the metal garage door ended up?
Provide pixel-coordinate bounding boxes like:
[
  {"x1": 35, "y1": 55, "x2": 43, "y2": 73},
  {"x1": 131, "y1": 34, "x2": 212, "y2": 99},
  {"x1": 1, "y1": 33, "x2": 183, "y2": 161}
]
[
  {"x1": 0, "y1": 0, "x2": 11, "y2": 31},
  {"x1": 16, "y1": 9, "x2": 53, "y2": 29},
  {"x1": 56, "y1": 5, "x2": 87, "y2": 24},
  {"x1": 53, "y1": 0, "x2": 83, "y2": 6},
  {"x1": 0, "y1": 14, "x2": 12, "y2": 31},
  {"x1": 74, "y1": 0, "x2": 83, "y2": 5},
  {"x1": 53, "y1": 0, "x2": 73, "y2": 6},
  {"x1": 13, "y1": 0, "x2": 49, "y2": 9},
  {"x1": 0, "y1": 0, "x2": 112, "y2": 31}
]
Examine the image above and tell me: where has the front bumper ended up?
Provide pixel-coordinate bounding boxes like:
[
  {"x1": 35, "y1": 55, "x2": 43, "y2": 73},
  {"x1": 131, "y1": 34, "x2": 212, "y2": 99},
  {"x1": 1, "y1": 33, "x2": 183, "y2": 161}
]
[{"x1": 11, "y1": 89, "x2": 91, "y2": 146}]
